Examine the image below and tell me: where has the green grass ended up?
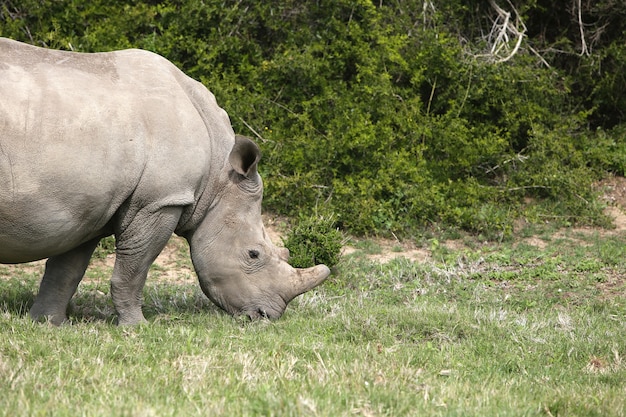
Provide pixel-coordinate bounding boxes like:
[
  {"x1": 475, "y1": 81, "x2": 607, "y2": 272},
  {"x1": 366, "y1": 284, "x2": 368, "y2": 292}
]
[{"x1": 1, "y1": 228, "x2": 625, "y2": 416}]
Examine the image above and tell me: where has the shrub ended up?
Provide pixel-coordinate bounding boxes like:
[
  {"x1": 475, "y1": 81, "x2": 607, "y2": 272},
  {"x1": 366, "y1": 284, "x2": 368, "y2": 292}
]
[
  {"x1": 0, "y1": 0, "x2": 618, "y2": 238},
  {"x1": 283, "y1": 215, "x2": 343, "y2": 269}
]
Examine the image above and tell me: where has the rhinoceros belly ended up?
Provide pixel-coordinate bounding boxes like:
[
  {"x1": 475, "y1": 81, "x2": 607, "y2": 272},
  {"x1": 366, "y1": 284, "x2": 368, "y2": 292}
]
[{"x1": 0, "y1": 189, "x2": 116, "y2": 263}]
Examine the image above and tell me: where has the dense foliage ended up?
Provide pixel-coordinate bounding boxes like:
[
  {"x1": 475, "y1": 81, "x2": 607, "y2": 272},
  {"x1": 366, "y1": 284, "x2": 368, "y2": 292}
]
[
  {"x1": 282, "y1": 215, "x2": 343, "y2": 268},
  {"x1": 2, "y1": 0, "x2": 624, "y2": 237}
]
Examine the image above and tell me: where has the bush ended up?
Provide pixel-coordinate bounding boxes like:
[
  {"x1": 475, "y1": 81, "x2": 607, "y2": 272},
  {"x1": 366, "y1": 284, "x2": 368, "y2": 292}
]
[
  {"x1": 0, "y1": 0, "x2": 618, "y2": 238},
  {"x1": 283, "y1": 215, "x2": 343, "y2": 269}
]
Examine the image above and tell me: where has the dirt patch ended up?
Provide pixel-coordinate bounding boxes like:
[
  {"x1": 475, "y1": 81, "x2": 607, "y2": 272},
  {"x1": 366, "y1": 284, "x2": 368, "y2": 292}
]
[
  {"x1": 596, "y1": 175, "x2": 626, "y2": 232},
  {"x1": 598, "y1": 175, "x2": 626, "y2": 208},
  {"x1": 596, "y1": 272, "x2": 626, "y2": 300},
  {"x1": 545, "y1": 175, "x2": 626, "y2": 243},
  {"x1": 520, "y1": 236, "x2": 548, "y2": 250},
  {"x1": 341, "y1": 238, "x2": 431, "y2": 263}
]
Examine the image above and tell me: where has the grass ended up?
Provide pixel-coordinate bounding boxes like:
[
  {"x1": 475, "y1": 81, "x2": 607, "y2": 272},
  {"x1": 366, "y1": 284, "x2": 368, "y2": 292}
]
[{"x1": 1, "y1": 226, "x2": 625, "y2": 416}]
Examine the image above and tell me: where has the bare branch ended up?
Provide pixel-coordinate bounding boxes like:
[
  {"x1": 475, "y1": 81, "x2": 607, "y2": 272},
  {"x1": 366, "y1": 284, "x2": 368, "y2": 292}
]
[
  {"x1": 422, "y1": 1, "x2": 436, "y2": 27},
  {"x1": 528, "y1": 46, "x2": 551, "y2": 68},
  {"x1": 468, "y1": 0, "x2": 549, "y2": 67},
  {"x1": 488, "y1": 0, "x2": 527, "y2": 63},
  {"x1": 576, "y1": 0, "x2": 589, "y2": 56}
]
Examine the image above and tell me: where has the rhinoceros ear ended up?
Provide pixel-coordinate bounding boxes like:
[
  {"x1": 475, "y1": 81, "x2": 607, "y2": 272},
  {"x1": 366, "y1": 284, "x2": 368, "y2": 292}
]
[{"x1": 229, "y1": 135, "x2": 261, "y2": 178}]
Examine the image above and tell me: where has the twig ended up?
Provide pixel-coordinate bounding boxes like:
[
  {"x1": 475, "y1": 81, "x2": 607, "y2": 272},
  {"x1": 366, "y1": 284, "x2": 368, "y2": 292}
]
[
  {"x1": 483, "y1": 153, "x2": 529, "y2": 175},
  {"x1": 456, "y1": 66, "x2": 473, "y2": 118},
  {"x1": 426, "y1": 77, "x2": 437, "y2": 117},
  {"x1": 238, "y1": 117, "x2": 267, "y2": 143},
  {"x1": 528, "y1": 45, "x2": 551, "y2": 68},
  {"x1": 497, "y1": 185, "x2": 550, "y2": 192},
  {"x1": 267, "y1": 99, "x2": 296, "y2": 115},
  {"x1": 265, "y1": 99, "x2": 330, "y2": 140},
  {"x1": 226, "y1": 0, "x2": 246, "y2": 37},
  {"x1": 1, "y1": 0, "x2": 35, "y2": 43}
]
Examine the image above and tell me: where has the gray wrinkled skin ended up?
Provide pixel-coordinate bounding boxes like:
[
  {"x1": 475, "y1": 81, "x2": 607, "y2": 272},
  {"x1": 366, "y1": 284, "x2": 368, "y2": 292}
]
[{"x1": 0, "y1": 38, "x2": 330, "y2": 325}]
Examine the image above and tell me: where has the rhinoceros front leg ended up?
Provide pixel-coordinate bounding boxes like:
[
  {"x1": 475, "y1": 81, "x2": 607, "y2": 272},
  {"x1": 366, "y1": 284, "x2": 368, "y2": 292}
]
[
  {"x1": 30, "y1": 237, "x2": 102, "y2": 325},
  {"x1": 111, "y1": 206, "x2": 183, "y2": 325}
]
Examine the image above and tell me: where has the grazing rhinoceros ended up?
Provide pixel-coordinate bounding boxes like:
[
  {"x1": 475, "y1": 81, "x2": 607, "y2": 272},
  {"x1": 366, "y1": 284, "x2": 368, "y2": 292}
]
[{"x1": 0, "y1": 38, "x2": 330, "y2": 325}]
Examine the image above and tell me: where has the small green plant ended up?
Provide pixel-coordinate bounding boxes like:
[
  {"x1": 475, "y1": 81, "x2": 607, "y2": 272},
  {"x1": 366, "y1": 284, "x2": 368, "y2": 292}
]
[
  {"x1": 282, "y1": 215, "x2": 343, "y2": 268},
  {"x1": 93, "y1": 236, "x2": 116, "y2": 259}
]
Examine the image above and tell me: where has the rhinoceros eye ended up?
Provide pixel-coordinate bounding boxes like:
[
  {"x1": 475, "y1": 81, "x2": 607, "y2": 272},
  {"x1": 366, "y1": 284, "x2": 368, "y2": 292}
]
[{"x1": 248, "y1": 249, "x2": 260, "y2": 259}]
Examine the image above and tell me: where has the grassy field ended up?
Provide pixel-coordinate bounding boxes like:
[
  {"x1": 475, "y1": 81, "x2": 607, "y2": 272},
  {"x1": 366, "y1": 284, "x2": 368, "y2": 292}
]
[{"x1": 1, "y1": 221, "x2": 625, "y2": 416}]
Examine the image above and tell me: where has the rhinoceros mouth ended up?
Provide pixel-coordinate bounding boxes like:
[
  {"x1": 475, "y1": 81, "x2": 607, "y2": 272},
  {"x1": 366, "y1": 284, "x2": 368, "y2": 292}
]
[
  {"x1": 246, "y1": 307, "x2": 272, "y2": 320},
  {"x1": 241, "y1": 299, "x2": 287, "y2": 320},
  {"x1": 199, "y1": 283, "x2": 286, "y2": 320}
]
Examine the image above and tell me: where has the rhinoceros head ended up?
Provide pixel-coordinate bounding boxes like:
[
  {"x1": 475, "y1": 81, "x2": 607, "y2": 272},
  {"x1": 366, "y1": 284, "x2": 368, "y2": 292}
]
[{"x1": 187, "y1": 136, "x2": 330, "y2": 319}]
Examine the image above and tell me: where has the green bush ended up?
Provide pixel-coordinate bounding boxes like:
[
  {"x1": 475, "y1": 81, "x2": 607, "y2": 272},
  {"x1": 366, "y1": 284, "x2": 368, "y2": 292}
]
[
  {"x1": 283, "y1": 215, "x2": 343, "y2": 269},
  {"x1": 0, "y1": 0, "x2": 620, "y2": 238}
]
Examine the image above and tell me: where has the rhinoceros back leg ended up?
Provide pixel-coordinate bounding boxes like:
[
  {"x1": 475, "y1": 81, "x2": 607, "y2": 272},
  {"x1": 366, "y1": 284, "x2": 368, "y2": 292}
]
[
  {"x1": 30, "y1": 237, "x2": 102, "y2": 325},
  {"x1": 111, "y1": 206, "x2": 183, "y2": 326}
]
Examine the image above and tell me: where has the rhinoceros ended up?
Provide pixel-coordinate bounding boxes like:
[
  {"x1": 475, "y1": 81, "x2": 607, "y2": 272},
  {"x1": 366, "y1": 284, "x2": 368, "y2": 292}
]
[{"x1": 0, "y1": 38, "x2": 330, "y2": 325}]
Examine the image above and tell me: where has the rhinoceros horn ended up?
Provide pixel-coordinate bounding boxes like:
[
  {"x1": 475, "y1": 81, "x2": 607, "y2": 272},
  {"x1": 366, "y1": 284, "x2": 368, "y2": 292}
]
[{"x1": 284, "y1": 264, "x2": 331, "y2": 303}]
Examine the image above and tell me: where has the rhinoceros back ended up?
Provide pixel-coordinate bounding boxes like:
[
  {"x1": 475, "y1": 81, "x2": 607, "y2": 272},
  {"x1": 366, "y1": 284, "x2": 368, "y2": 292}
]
[{"x1": 0, "y1": 38, "x2": 229, "y2": 262}]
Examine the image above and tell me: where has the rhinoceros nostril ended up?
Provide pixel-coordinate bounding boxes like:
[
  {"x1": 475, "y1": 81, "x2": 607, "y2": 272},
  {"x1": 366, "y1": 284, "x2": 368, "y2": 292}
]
[{"x1": 245, "y1": 307, "x2": 268, "y2": 320}]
